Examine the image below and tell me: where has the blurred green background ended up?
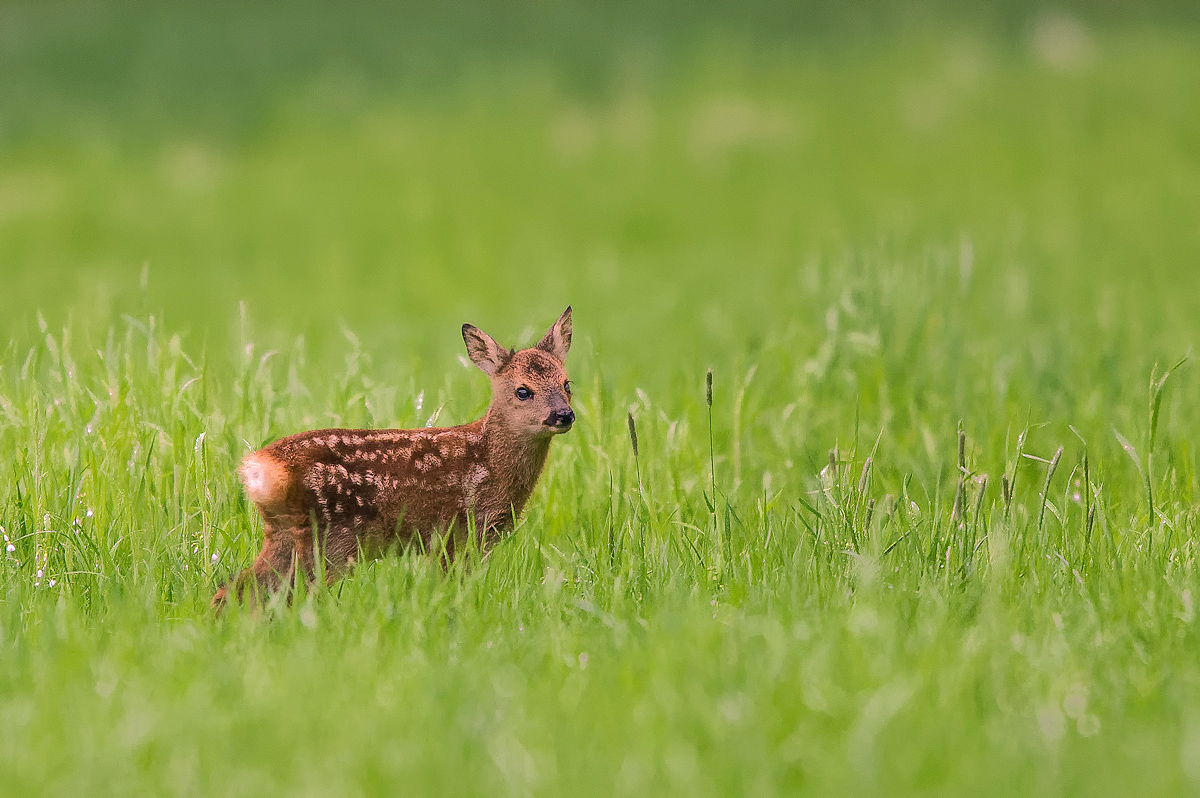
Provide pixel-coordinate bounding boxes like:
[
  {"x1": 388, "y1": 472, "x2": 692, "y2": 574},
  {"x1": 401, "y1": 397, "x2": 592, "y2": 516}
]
[{"x1": 4, "y1": 0, "x2": 1198, "y2": 373}]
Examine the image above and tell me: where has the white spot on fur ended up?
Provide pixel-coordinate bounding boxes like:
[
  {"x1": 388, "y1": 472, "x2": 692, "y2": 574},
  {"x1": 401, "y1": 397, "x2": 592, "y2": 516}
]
[{"x1": 463, "y1": 464, "x2": 489, "y2": 509}]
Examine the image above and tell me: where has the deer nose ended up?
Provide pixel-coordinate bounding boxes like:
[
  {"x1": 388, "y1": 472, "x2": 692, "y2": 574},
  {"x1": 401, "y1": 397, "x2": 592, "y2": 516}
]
[{"x1": 548, "y1": 409, "x2": 575, "y2": 428}]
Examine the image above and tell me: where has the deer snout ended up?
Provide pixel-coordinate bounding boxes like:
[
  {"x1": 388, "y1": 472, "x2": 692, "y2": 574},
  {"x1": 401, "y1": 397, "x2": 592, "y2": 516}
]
[{"x1": 546, "y1": 408, "x2": 575, "y2": 430}]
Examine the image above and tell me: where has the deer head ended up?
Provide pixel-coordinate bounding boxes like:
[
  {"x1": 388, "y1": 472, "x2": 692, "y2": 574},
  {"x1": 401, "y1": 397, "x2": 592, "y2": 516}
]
[{"x1": 462, "y1": 307, "x2": 574, "y2": 438}]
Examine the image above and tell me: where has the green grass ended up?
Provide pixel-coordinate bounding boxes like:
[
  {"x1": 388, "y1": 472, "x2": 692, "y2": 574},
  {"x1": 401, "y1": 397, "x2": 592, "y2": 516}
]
[{"x1": 3, "y1": 1, "x2": 1200, "y2": 794}]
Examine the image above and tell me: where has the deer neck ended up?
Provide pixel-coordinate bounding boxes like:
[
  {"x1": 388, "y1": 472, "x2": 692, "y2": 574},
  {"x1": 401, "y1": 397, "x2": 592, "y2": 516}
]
[{"x1": 479, "y1": 405, "x2": 553, "y2": 515}]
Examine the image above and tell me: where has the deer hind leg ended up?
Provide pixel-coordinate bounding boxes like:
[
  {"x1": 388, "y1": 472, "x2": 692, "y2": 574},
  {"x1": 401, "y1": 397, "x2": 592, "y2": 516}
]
[
  {"x1": 320, "y1": 524, "x2": 362, "y2": 585},
  {"x1": 211, "y1": 535, "x2": 294, "y2": 611},
  {"x1": 212, "y1": 523, "x2": 303, "y2": 611},
  {"x1": 212, "y1": 520, "x2": 361, "y2": 611}
]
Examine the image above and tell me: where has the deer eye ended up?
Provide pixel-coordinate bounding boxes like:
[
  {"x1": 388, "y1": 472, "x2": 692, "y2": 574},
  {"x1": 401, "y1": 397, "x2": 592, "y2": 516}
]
[
  {"x1": 563, "y1": 380, "x2": 572, "y2": 395},
  {"x1": 516, "y1": 386, "x2": 533, "y2": 401}
]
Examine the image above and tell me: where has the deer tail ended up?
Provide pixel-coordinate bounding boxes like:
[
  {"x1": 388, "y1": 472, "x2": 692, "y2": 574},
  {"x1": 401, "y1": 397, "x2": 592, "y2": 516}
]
[{"x1": 239, "y1": 451, "x2": 289, "y2": 508}]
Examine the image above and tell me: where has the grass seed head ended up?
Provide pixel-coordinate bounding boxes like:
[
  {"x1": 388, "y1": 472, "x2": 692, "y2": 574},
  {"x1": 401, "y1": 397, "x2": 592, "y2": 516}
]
[
  {"x1": 705, "y1": 368, "x2": 713, "y2": 407},
  {"x1": 975, "y1": 474, "x2": 989, "y2": 516},
  {"x1": 627, "y1": 411, "x2": 639, "y2": 458}
]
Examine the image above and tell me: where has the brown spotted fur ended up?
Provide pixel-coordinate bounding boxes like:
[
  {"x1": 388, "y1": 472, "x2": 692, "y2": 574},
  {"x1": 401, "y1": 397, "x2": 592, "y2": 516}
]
[{"x1": 213, "y1": 307, "x2": 574, "y2": 608}]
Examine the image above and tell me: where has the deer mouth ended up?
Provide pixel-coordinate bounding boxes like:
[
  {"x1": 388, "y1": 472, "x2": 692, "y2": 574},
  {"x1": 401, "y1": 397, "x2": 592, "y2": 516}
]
[{"x1": 545, "y1": 409, "x2": 575, "y2": 433}]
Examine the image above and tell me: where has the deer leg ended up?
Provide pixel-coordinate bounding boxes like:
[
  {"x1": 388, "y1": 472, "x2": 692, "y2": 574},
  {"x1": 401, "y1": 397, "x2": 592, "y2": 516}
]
[
  {"x1": 320, "y1": 525, "x2": 361, "y2": 585},
  {"x1": 213, "y1": 522, "x2": 362, "y2": 610},
  {"x1": 211, "y1": 528, "x2": 298, "y2": 611},
  {"x1": 254, "y1": 531, "x2": 302, "y2": 597},
  {"x1": 288, "y1": 522, "x2": 363, "y2": 589}
]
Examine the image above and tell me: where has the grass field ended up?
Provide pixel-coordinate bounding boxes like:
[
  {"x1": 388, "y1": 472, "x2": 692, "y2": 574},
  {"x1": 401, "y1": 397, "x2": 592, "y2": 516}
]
[{"x1": 3, "y1": 1, "x2": 1200, "y2": 794}]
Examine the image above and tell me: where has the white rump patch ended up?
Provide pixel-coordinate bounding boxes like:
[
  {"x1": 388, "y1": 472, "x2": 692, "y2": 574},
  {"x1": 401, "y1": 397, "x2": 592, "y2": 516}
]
[{"x1": 239, "y1": 453, "x2": 287, "y2": 506}]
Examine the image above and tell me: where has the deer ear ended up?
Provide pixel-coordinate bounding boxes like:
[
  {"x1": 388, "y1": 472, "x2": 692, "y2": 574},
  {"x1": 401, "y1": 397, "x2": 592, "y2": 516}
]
[
  {"x1": 462, "y1": 324, "x2": 511, "y2": 376},
  {"x1": 536, "y1": 306, "x2": 572, "y2": 362}
]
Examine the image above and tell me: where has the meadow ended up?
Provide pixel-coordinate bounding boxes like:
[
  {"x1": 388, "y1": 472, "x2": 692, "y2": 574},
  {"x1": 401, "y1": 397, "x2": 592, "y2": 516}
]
[{"x1": 2, "y1": 1, "x2": 1200, "y2": 794}]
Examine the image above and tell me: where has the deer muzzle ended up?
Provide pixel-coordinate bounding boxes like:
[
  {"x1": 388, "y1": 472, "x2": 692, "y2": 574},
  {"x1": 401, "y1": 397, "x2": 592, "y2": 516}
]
[{"x1": 545, "y1": 408, "x2": 575, "y2": 431}]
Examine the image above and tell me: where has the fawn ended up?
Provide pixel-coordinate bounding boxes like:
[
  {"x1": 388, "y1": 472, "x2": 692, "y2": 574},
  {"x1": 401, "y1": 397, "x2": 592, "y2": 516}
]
[{"x1": 212, "y1": 307, "x2": 575, "y2": 608}]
